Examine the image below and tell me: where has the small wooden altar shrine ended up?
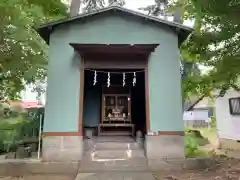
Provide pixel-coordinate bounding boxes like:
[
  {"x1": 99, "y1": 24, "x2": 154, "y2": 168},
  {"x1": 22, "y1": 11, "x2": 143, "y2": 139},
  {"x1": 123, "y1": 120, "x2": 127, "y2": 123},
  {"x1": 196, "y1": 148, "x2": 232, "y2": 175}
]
[{"x1": 99, "y1": 85, "x2": 134, "y2": 136}]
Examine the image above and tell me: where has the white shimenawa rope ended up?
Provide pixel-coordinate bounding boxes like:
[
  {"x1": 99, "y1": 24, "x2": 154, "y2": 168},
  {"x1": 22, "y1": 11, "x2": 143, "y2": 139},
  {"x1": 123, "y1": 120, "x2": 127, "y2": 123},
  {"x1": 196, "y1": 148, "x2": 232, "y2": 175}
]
[
  {"x1": 133, "y1": 72, "x2": 136, "y2": 86},
  {"x1": 123, "y1": 73, "x2": 126, "y2": 87},
  {"x1": 107, "y1": 72, "x2": 111, "y2": 87},
  {"x1": 93, "y1": 71, "x2": 97, "y2": 86}
]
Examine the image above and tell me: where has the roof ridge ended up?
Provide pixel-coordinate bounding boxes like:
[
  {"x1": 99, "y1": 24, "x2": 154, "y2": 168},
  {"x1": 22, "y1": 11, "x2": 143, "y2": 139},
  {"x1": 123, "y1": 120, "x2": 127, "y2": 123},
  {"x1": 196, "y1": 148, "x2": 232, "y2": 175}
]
[{"x1": 38, "y1": 5, "x2": 192, "y2": 31}]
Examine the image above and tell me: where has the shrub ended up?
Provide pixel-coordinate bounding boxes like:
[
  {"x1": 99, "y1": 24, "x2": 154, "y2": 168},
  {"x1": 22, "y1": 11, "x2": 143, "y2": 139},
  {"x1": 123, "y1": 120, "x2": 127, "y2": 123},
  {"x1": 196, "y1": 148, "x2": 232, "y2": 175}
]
[
  {"x1": 0, "y1": 119, "x2": 22, "y2": 153},
  {"x1": 185, "y1": 135, "x2": 207, "y2": 157},
  {"x1": 184, "y1": 128, "x2": 208, "y2": 157},
  {"x1": 3, "y1": 107, "x2": 11, "y2": 118},
  {"x1": 185, "y1": 128, "x2": 209, "y2": 146},
  {"x1": 0, "y1": 104, "x2": 4, "y2": 118},
  {"x1": 210, "y1": 116, "x2": 216, "y2": 127},
  {"x1": 0, "y1": 103, "x2": 10, "y2": 119},
  {"x1": 24, "y1": 107, "x2": 45, "y2": 121},
  {"x1": 0, "y1": 116, "x2": 41, "y2": 154},
  {"x1": 187, "y1": 129, "x2": 204, "y2": 138},
  {"x1": 10, "y1": 104, "x2": 25, "y2": 117}
]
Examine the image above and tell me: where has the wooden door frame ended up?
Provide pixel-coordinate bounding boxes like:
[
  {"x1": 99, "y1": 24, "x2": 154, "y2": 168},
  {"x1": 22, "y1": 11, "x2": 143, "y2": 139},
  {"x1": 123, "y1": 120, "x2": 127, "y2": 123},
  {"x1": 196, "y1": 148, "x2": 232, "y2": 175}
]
[
  {"x1": 78, "y1": 62, "x2": 85, "y2": 135},
  {"x1": 144, "y1": 67, "x2": 150, "y2": 132},
  {"x1": 78, "y1": 57, "x2": 150, "y2": 136}
]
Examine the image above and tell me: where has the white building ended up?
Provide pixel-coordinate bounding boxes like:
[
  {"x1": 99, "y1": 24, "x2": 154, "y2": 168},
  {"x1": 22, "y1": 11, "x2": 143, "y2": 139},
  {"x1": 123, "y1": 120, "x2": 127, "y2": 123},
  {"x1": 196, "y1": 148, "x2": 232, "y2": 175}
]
[
  {"x1": 183, "y1": 96, "x2": 213, "y2": 127},
  {"x1": 20, "y1": 84, "x2": 46, "y2": 105},
  {"x1": 215, "y1": 88, "x2": 240, "y2": 150}
]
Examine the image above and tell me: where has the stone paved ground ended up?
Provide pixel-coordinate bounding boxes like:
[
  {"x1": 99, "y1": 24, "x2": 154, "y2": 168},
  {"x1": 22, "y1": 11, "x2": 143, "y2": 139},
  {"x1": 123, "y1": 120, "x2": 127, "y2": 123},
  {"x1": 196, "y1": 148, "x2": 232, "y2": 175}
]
[
  {"x1": 0, "y1": 137, "x2": 156, "y2": 180},
  {"x1": 0, "y1": 157, "x2": 240, "y2": 180},
  {"x1": 73, "y1": 137, "x2": 156, "y2": 179},
  {"x1": 1, "y1": 136, "x2": 240, "y2": 180},
  {"x1": 75, "y1": 172, "x2": 155, "y2": 180},
  {"x1": 0, "y1": 172, "x2": 155, "y2": 180}
]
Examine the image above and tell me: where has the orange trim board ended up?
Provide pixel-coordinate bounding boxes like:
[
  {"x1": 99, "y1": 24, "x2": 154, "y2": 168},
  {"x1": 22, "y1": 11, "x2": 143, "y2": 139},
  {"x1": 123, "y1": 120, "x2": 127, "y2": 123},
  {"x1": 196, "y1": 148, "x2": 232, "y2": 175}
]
[{"x1": 42, "y1": 132, "x2": 82, "y2": 137}]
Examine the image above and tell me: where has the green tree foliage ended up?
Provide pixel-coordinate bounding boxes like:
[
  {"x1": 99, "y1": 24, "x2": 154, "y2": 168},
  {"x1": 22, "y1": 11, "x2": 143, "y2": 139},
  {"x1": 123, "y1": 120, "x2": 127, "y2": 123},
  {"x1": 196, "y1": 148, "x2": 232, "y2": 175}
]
[
  {"x1": 139, "y1": 0, "x2": 168, "y2": 16},
  {"x1": 0, "y1": 0, "x2": 68, "y2": 100},
  {"x1": 141, "y1": 0, "x2": 240, "y2": 97},
  {"x1": 82, "y1": 0, "x2": 125, "y2": 12},
  {"x1": 181, "y1": 60, "x2": 202, "y2": 99},
  {"x1": 82, "y1": 0, "x2": 105, "y2": 12},
  {"x1": 140, "y1": 0, "x2": 202, "y2": 98},
  {"x1": 108, "y1": 0, "x2": 125, "y2": 6},
  {"x1": 170, "y1": 0, "x2": 240, "y2": 96}
]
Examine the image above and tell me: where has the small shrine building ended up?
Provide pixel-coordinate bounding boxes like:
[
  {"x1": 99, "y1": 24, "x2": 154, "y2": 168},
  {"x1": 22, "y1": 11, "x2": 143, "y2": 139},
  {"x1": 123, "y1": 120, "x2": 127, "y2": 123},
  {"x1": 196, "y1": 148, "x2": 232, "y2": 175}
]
[{"x1": 38, "y1": 6, "x2": 192, "y2": 162}]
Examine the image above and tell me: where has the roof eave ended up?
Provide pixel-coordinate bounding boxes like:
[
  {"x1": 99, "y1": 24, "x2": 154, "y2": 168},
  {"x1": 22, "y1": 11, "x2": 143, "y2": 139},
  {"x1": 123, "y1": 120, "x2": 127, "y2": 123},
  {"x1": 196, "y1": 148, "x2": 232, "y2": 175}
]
[
  {"x1": 37, "y1": 6, "x2": 193, "y2": 45},
  {"x1": 37, "y1": 27, "x2": 50, "y2": 44}
]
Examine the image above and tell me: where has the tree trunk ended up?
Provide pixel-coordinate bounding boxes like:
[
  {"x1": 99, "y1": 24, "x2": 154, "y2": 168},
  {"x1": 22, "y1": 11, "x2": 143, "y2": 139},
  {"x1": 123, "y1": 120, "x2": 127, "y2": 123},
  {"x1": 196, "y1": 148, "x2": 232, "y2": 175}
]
[
  {"x1": 173, "y1": 7, "x2": 181, "y2": 23},
  {"x1": 70, "y1": 0, "x2": 81, "y2": 17}
]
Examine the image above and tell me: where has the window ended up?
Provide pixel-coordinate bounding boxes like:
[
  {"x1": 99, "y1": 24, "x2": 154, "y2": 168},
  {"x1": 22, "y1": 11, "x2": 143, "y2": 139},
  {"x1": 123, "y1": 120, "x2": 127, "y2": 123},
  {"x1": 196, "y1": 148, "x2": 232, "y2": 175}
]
[{"x1": 229, "y1": 97, "x2": 240, "y2": 115}]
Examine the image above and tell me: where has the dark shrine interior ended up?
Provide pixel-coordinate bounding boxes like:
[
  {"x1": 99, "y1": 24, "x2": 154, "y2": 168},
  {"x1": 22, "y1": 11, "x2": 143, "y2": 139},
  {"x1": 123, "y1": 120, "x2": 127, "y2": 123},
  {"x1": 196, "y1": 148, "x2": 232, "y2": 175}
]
[{"x1": 83, "y1": 69, "x2": 146, "y2": 136}]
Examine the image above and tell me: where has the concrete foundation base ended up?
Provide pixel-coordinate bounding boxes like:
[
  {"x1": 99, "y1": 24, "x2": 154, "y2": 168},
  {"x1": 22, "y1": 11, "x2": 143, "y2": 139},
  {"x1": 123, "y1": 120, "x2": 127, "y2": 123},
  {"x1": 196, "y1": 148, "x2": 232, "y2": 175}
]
[
  {"x1": 42, "y1": 136, "x2": 83, "y2": 162},
  {"x1": 145, "y1": 135, "x2": 184, "y2": 161}
]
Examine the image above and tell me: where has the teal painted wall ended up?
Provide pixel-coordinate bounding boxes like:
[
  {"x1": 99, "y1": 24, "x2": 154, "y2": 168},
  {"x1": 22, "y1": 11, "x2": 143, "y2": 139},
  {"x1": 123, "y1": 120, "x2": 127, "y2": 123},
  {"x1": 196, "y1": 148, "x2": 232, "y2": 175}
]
[
  {"x1": 148, "y1": 41, "x2": 183, "y2": 132},
  {"x1": 43, "y1": 13, "x2": 183, "y2": 132},
  {"x1": 44, "y1": 38, "x2": 81, "y2": 132}
]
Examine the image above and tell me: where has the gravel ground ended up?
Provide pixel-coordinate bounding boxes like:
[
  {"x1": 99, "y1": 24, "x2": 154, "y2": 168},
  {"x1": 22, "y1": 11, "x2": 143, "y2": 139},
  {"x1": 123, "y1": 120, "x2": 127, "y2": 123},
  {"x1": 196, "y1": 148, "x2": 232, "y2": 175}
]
[{"x1": 153, "y1": 156, "x2": 240, "y2": 180}]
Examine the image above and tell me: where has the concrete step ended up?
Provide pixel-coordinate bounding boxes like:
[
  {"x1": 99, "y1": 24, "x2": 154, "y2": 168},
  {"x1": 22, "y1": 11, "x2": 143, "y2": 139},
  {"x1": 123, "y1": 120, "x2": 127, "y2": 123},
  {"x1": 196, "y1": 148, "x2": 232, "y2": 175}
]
[
  {"x1": 95, "y1": 142, "x2": 142, "y2": 150},
  {"x1": 84, "y1": 140, "x2": 143, "y2": 151},
  {"x1": 85, "y1": 150, "x2": 145, "y2": 159},
  {"x1": 91, "y1": 136, "x2": 135, "y2": 142},
  {"x1": 79, "y1": 157, "x2": 149, "y2": 172},
  {"x1": 75, "y1": 172, "x2": 155, "y2": 180}
]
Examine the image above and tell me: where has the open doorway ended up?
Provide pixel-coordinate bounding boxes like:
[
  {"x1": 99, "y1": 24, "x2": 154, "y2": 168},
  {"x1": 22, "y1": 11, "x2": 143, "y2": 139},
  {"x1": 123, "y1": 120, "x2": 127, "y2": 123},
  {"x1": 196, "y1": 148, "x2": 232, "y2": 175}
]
[{"x1": 83, "y1": 69, "x2": 146, "y2": 137}]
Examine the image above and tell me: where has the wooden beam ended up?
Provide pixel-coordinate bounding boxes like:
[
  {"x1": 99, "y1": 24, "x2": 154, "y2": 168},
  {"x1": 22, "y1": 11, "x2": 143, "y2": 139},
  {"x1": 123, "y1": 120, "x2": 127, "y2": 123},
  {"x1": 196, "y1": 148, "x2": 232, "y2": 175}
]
[
  {"x1": 69, "y1": 43, "x2": 159, "y2": 54},
  {"x1": 145, "y1": 67, "x2": 150, "y2": 132},
  {"x1": 78, "y1": 61, "x2": 85, "y2": 135}
]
